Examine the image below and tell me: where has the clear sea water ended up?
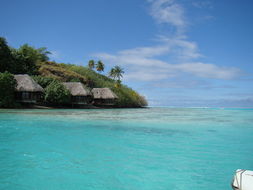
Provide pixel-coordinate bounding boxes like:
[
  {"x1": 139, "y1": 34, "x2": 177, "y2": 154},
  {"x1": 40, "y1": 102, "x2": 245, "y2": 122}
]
[{"x1": 0, "y1": 108, "x2": 253, "y2": 190}]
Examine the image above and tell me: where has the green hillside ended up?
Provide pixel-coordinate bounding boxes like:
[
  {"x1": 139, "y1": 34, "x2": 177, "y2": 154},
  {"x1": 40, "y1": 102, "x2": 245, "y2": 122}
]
[
  {"x1": 37, "y1": 62, "x2": 147, "y2": 107},
  {"x1": 0, "y1": 37, "x2": 147, "y2": 108}
]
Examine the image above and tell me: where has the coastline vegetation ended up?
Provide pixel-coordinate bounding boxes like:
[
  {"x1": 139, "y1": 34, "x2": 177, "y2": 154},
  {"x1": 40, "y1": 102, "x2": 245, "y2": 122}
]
[
  {"x1": 44, "y1": 80, "x2": 71, "y2": 105},
  {"x1": 0, "y1": 72, "x2": 17, "y2": 108},
  {"x1": 0, "y1": 37, "x2": 147, "y2": 108}
]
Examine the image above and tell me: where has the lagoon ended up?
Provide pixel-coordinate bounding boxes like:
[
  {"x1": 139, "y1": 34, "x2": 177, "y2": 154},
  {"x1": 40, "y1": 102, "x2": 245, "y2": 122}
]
[{"x1": 0, "y1": 108, "x2": 253, "y2": 190}]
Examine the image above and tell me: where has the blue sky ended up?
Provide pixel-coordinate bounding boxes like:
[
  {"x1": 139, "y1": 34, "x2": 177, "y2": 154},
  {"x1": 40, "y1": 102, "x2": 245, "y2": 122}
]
[{"x1": 1, "y1": 0, "x2": 253, "y2": 107}]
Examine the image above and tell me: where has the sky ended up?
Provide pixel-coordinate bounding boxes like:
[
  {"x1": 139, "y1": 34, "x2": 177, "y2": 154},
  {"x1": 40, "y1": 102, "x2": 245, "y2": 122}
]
[{"x1": 1, "y1": 0, "x2": 253, "y2": 107}]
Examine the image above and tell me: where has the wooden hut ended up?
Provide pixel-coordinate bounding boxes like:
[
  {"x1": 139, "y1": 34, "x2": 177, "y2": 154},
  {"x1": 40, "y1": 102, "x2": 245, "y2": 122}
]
[
  {"x1": 91, "y1": 88, "x2": 118, "y2": 105},
  {"x1": 62, "y1": 82, "x2": 92, "y2": 104},
  {"x1": 14, "y1": 74, "x2": 44, "y2": 103}
]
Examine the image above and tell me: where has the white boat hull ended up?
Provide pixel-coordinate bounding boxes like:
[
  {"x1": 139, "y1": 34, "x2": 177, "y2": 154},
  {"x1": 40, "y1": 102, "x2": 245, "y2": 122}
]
[{"x1": 232, "y1": 169, "x2": 253, "y2": 190}]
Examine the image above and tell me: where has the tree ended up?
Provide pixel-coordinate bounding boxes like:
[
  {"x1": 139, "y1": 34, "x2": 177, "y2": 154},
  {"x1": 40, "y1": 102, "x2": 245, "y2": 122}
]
[
  {"x1": 110, "y1": 66, "x2": 124, "y2": 81},
  {"x1": 44, "y1": 80, "x2": 71, "y2": 104},
  {"x1": 0, "y1": 37, "x2": 51, "y2": 74},
  {"x1": 0, "y1": 72, "x2": 17, "y2": 107},
  {"x1": 109, "y1": 66, "x2": 124, "y2": 88},
  {"x1": 36, "y1": 47, "x2": 51, "y2": 62},
  {"x1": 88, "y1": 60, "x2": 95, "y2": 70},
  {"x1": 0, "y1": 37, "x2": 14, "y2": 73},
  {"x1": 109, "y1": 68, "x2": 116, "y2": 79},
  {"x1": 12, "y1": 44, "x2": 51, "y2": 75},
  {"x1": 32, "y1": 75, "x2": 55, "y2": 88},
  {"x1": 96, "y1": 60, "x2": 104, "y2": 72}
]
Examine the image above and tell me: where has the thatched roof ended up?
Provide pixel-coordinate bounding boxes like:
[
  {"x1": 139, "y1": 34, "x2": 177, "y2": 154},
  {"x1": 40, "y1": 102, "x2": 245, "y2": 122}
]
[
  {"x1": 63, "y1": 82, "x2": 92, "y2": 96},
  {"x1": 14, "y1": 74, "x2": 44, "y2": 92},
  {"x1": 92, "y1": 88, "x2": 118, "y2": 99}
]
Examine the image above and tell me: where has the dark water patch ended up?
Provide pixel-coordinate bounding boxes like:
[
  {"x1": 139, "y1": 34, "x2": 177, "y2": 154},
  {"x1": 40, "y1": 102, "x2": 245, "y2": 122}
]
[
  {"x1": 90, "y1": 123, "x2": 190, "y2": 137},
  {"x1": 246, "y1": 119, "x2": 253, "y2": 123},
  {"x1": 207, "y1": 129, "x2": 217, "y2": 133}
]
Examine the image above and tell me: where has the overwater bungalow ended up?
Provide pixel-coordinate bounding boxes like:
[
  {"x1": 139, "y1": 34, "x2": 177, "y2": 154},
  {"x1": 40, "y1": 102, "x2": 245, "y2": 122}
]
[
  {"x1": 91, "y1": 88, "x2": 118, "y2": 106},
  {"x1": 14, "y1": 74, "x2": 44, "y2": 103},
  {"x1": 63, "y1": 82, "x2": 92, "y2": 104}
]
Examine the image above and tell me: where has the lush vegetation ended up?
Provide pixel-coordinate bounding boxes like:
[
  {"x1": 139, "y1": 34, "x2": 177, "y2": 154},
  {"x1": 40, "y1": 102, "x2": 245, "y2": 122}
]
[
  {"x1": 0, "y1": 37, "x2": 147, "y2": 108},
  {"x1": 0, "y1": 37, "x2": 50, "y2": 75},
  {"x1": 38, "y1": 62, "x2": 88, "y2": 84},
  {"x1": 32, "y1": 75, "x2": 55, "y2": 89},
  {"x1": 45, "y1": 80, "x2": 71, "y2": 105},
  {"x1": 58, "y1": 63, "x2": 147, "y2": 107},
  {"x1": 0, "y1": 38, "x2": 14, "y2": 73},
  {"x1": 0, "y1": 72, "x2": 17, "y2": 108}
]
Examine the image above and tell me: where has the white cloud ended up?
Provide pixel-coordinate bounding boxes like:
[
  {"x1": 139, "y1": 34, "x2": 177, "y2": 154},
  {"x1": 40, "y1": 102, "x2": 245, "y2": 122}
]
[
  {"x1": 157, "y1": 35, "x2": 202, "y2": 59},
  {"x1": 119, "y1": 45, "x2": 170, "y2": 58},
  {"x1": 192, "y1": 1, "x2": 213, "y2": 9},
  {"x1": 93, "y1": 0, "x2": 242, "y2": 82},
  {"x1": 148, "y1": 0, "x2": 185, "y2": 29},
  {"x1": 150, "y1": 79, "x2": 210, "y2": 88},
  {"x1": 175, "y1": 62, "x2": 242, "y2": 79},
  {"x1": 124, "y1": 70, "x2": 172, "y2": 81},
  {"x1": 95, "y1": 46, "x2": 242, "y2": 81}
]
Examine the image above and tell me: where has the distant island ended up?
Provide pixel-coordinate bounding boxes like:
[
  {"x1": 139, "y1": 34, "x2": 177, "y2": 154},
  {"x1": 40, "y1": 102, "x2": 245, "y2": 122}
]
[{"x1": 0, "y1": 37, "x2": 147, "y2": 108}]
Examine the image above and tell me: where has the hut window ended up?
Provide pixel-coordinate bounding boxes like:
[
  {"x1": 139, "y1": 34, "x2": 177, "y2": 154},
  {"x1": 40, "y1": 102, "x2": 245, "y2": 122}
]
[
  {"x1": 75, "y1": 96, "x2": 84, "y2": 102},
  {"x1": 22, "y1": 92, "x2": 30, "y2": 99}
]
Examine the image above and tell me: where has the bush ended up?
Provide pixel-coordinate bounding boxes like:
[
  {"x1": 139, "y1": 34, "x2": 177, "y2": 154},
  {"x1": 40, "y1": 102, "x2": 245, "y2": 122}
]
[
  {"x1": 0, "y1": 72, "x2": 17, "y2": 107},
  {"x1": 44, "y1": 80, "x2": 71, "y2": 104},
  {"x1": 32, "y1": 75, "x2": 55, "y2": 88}
]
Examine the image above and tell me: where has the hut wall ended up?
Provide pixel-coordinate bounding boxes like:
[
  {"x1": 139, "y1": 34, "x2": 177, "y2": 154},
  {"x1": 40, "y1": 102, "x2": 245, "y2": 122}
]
[
  {"x1": 71, "y1": 96, "x2": 92, "y2": 104},
  {"x1": 15, "y1": 92, "x2": 43, "y2": 103},
  {"x1": 93, "y1": 99, "x2": 116, "y2": 105}
]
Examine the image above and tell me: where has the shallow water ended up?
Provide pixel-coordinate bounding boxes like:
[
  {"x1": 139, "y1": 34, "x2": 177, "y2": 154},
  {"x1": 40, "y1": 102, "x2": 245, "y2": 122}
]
[{"x1": 0, "y1": 108, "x2": 253, "y2": 190}]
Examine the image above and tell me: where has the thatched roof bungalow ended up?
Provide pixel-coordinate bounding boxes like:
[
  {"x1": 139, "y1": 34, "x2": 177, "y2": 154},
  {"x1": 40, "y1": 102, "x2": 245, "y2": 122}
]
[
  {"x1": 14, "y1": 74, "x2": 44, "y2": 103},
  {"x1": 91, "y1": 88, "x2": 118, "y2": 105},
  {"x1": 63, "y1": 82, "x2": 92, "y2": 104}
]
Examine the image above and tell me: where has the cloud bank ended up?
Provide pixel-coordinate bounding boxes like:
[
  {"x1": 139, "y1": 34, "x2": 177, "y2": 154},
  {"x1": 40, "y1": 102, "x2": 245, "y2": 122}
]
[{"x1": 93, "y1": 0, "x2": 242, "y2": 82}]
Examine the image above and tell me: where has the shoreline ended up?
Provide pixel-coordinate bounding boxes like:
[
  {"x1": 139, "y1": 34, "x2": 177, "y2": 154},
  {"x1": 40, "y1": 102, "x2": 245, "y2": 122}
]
[{"x1": 0, "y1": 104, "x2": 147, "y2": 109}]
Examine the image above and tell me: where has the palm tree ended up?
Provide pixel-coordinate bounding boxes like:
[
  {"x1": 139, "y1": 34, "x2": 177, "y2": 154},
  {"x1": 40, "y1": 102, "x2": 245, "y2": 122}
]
[
  {"x1": 96, "y1": 60, "x2": 104, "y2": 72},
  {"x1": 109, "y1": 68, "x2": 116, "y2": 79},
  {"x1": 88, "y1": 60, "x2": 95, "y2": 70},
  {"x1": 37, "y1": 47, "x2": 51, "y2": 62},
  {"x1": 113, "y1": 65, "x2": 124, "y2": 81},
  {"x1": 109, "y1": 66, "x2": 124, "y2": 88}
]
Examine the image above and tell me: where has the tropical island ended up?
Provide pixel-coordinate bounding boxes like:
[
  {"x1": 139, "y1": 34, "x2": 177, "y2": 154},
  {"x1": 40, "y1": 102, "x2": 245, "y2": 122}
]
[{"x1": 0, "y1": 37, "x2": 147, "y2": 108}]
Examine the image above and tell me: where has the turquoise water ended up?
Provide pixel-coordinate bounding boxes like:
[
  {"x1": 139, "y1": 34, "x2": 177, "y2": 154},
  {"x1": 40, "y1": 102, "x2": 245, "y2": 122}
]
[{"x1": 0, "y1": 108, "x2": 253, "y2": 190}]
